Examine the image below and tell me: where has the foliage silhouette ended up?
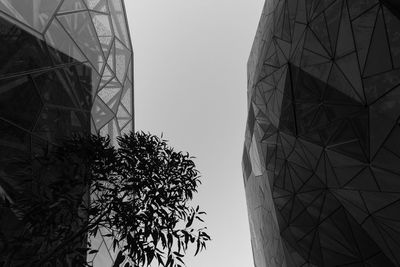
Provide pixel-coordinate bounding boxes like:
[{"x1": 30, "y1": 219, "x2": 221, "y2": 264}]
[{"x1": 0, "y1": 131, "x2": 210, "y2": 267}]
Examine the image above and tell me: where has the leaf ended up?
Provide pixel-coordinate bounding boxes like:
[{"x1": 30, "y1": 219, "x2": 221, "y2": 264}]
[
  {"x1": 173, "y1": 251, "x2": 184, "y2": 257},
  {"x1": 194, "y1": 239, "x2": 201, "y2": 256},
  {"x1": 6, "y1": 131, "x2": 210, "y2": 267},
  {"x1": 147, "y1": 249, "x2": 155, "y2": 265},
  {"x1": 195, "y1": 216, "x2": 204, "y2": 222},
  {"x1": 103, "y1": 233, "x2": 113, "y2": 237},
  {"x1": 157, "y1": 253, "x2": 164, "y2": 266},
  {"x1": 160, "y1": 232, "x2": 167, "y2": 248},
  {"x1": 113, "y1": 238, "x2": 119, "y2": 250},
  {"x1": 185, "y1": 213, "x2": 194, "y2": 228},
  {"x1": 167, "y1": 232, "x2": 173, "y2": 248},
  {"x1": 176, "y1": 255, "x2": 185, "y2": 266},
  {"x1": 165, "y1": 254, "x2": 173, "y2": 267}
]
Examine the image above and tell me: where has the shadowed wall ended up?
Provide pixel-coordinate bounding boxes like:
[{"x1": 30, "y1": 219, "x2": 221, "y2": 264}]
[{"x1": 243, "y1": 0, "x2": 400, "y2": 266}]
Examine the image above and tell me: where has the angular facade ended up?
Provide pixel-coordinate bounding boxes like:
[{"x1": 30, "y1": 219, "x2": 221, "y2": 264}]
[
  {"x1": 0, "y1": 0, "x2": 133, "y2": 266},
  {"x1": 243, "y1": 1, "x2": 400, "y2": 266}
]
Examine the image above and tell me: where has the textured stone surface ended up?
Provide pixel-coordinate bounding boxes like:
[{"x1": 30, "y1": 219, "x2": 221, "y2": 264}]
[{"x1": 243, "y1": 0, "x2": 400, "y2": 266}]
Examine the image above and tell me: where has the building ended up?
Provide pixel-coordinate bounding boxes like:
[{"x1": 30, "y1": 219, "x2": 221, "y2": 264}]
[
  {"x1": 243, "y1": 0, "x2": 400, "y2": 266},
  {"x1": 0, "y1": 0, "x2": 133, "y2": 266}
]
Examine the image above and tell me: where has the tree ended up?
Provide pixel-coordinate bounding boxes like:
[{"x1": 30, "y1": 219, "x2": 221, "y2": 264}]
[{"x1": 0, "y1": 131, "x2": 210, "y2": 267}]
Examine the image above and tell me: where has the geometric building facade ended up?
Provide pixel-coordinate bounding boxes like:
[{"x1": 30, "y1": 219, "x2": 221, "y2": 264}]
[
  {"x1": 0, "y1": 1, "x2": 133, "y2": 266},
  {"x1": 243, "y1": 1, "x2": 400, "y2": 266}
]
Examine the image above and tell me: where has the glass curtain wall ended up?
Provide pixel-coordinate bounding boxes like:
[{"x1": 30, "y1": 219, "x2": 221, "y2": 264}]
[{"x1": 0, "y1": 0, "x2": 133, "y2": 266}]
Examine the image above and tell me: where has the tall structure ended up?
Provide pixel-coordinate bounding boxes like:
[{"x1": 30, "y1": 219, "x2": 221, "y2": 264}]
[
  {"x1": 0, "y1": 0, "x2": 133, "y2": 266},
  {"x1": 243, "y1": 0, "x2": 400, "y2": 266}
]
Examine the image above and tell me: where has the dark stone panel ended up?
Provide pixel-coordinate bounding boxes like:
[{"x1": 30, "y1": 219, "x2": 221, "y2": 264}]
[
  {"x1": 244, "y1": 0, "x2": 400, "y2": 266},
  {"x1": 382, "y1": 0, "x2": 400, "y2": 19}
]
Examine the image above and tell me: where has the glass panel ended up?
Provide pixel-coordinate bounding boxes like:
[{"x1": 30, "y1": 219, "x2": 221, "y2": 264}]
[
  {"x1": 249, "y1": 134, "x2": 263, "y2": 176},
  {"x1": 0, "y1": 16, "x2": 53, "y2": 76},
  {"x1": 33, "y1": 69, "x2": 77, "y2": 108},
  {"x1": 89, "y1": 66, "x2": 101, "y2": 100},
  {"x1": 99, "y1": 64, "x2": 114, "y2": 89},
  {"x1": 127, "y1": 58, "x2": 133, "y2": 82},
  {"x1": 58, "y1": 0, "x2": 86, "y2": 13},
  {"x1": 108, "y1": 0, "x2": 130, "y2": 48},
  {"x1": 91, "y1": 12, "x2": 112, "y2": 37},
  {"x1": 44, "y1": 18, "x2": 86, "y2": 64},
  {"x1": 92, "y1": 241, "x2": 113, "y2": 267},
  {"x1": 98, "y1": 79, "x2": 121, "y2": 113},
  {"x1": 98, "y1": 36, "x2": 113, "y2": 54},
  {"x1": 116, "y1": 104, "x2": 130, "y2": 129},
  {"x1": 33, "y1": 106, "x2": 90, "y2": 143},
  {"x1": 67, "y1": 64, "x2": 93, "y2": 109},
  {"x1": 0, "y1": 118, "x2": 30, "y2": 155},
  {"x1": 106, "y1": 40, "x2": 115, "y2": 72},
  {"x1": 57, "y1": 11, "x2": 104, "y2": 73},
  {"x1": 115, "y1": 38, "x2": 131, "y2": 83},
  {"x1": 0, "y1": 76, "x2": 42, "y2": 131},
  {"x1": 0, "y1": 0, "x2": 61, "y2": 33},
  {"x1": 91, "y1": 12, "x2": 113, "y2": 54},
  {"x1": 85, "y1": 0, "x2": 108, "y2": 12},
  {"x1": 120, "y1": 120, "x2": 132, "y2": 135},
  {"x1": 90, "y1": 116, "x2": 96, "y2": 134},
  {"x1": 120, "y1": 79, "x2": 132, "y2": 114},
  {"x1": 91, "y1": 96, "x2": 114, "y2": 130},
  {"x1": 99, "y1": 118, "x2": 119, "y2": 144}
]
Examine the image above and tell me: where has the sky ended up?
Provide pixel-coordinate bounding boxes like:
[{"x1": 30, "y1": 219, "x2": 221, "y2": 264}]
[{"x1": 123, "y1": 1, "x2": 265, "y2": 266}]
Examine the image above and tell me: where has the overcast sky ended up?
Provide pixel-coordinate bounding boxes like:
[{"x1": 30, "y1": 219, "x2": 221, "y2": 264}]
[{"x1": 124, "y1": 1, "x2": 265, "y2": 266}]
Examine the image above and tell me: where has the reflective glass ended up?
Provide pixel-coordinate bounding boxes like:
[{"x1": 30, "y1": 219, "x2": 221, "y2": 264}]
[
  {"x1": 59, "y1": 0, "x2": 86, "y2": 13},
  {"x1": 108, "y1": 0, "x2": 130, "y2": 48},
  {"x1": 0, "y1": 76, "x2": 41, "y2": 130},
  {"x1": 85, "y1": 0, "x2": 108, "y2": 12},
  {"x1": 0, "y1": 17, "x2": 53, "y2": 76},
  {"x1": 0, "y1": 1, "x2": 133, "y2": 265},
  {"x1": 0, "y1": 0, "x2": 61, "y2": 33},
  {"x1": 44, "y1": 18, "x2": 87, "y2": 63},
  {"x1": 58, "y1": 11, "x2": 104, "y2": 73},
  {"x1": 91, "y1": 96, "x2": 114, "y2": 131}
]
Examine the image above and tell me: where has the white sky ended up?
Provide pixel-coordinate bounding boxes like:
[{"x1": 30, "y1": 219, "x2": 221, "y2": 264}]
[{"x1": 124, "y1": 1, "x2": 265, "y2": 266}]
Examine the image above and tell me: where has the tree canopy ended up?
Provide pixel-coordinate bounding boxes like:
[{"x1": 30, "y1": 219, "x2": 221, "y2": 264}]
[{"x1": 0, "y1": 131, "x2": 210, "y2": 267}]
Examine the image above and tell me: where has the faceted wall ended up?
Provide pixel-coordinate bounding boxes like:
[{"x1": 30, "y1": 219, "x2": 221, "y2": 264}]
[
  {"x1": 0, "y1": 1, "x2": 133, "y2": 266},
  {"x1": 0, "y1": 0, "x2": 134, "y2": 140},
  {"x1": 243, "y1": 0, "x2": 400, "y2": 266}
]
